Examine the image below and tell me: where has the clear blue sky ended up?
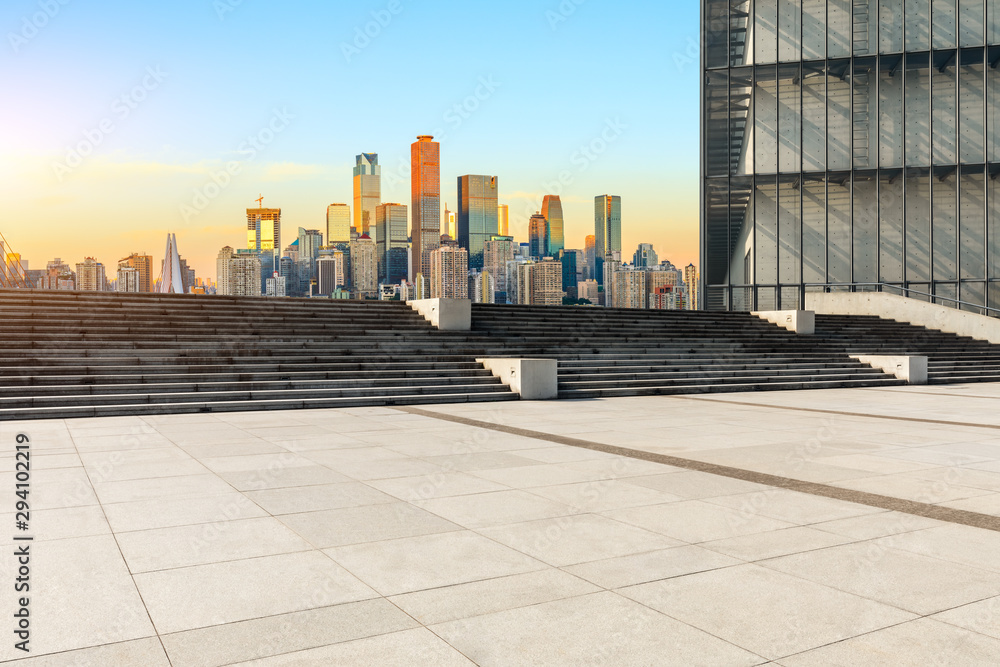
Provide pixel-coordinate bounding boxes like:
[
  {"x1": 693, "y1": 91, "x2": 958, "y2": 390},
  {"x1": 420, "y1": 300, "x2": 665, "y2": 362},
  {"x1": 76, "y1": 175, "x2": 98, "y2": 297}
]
[{"x1": 0, "y1": 0, "x2": 701, "y2": 277}]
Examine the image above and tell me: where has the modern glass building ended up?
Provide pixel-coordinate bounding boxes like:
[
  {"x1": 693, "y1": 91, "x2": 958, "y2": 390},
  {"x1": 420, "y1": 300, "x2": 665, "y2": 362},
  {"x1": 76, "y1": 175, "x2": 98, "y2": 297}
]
[
  {"x1": 595, "y1": 195, "x2": 622, "y2": 285},
  {"x1": 457, "y1": 175, "x2": 499, "y2": 270},
  {"x1": 376, "y1": 203, "x2": 409, "y2": 284},
  {"x1": 542, "y1": 195, "x2": 565, "y2": 256},
  {"x1": 411, "y1": 136, "x2": 441, "y2": 282},
  {"x1": 702, "y1": 1, "x2": 1000, "y2": 312},
  {"x1": 353, "y1": 153, "x2": 381, "y2": 237}
]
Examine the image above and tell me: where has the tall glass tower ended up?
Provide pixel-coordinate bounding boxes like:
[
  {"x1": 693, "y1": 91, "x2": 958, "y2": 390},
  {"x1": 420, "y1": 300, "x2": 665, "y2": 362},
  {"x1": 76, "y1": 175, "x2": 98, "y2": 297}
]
[
  {"x1": 353, "y1": 154, "x2": 381, "y2": 237},
  {"x1": 702, "y1": 1, "x2": 1000, "y2": 313},
  {"x1": 595, "y1": 195, "x2": 622, "y2": 285},
  {"x1": 458, "y1": 175, "x2": 499, "y2": 270},
  {"x1": 542, "y1": 195, "x2": 565, "y2": 256},
  {"x1": 411, "y1": 136, "x2": 441, "y2": 282}
]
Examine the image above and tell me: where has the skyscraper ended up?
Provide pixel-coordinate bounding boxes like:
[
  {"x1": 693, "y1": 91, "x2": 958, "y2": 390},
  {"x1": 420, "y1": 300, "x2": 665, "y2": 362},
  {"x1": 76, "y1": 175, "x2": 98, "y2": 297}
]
[
  {"x1": 457, "y1": 175, "x2": 499, "y2": 270},
  {"x1": 411, "y1": 135, "x2": 441, "y2": 282},
  {"x1": 118, "y1": 253, "x2": 153, "y2": 293},
  {"x1": 216, "y1": 246, "x2": 235, "y2": 296},
  {"x1": 595, "y1": 195, "x2": 622, "y2": 285},
  {"x1": 530, "y1": 259, "x2": 564, "y2": 306},
  {"x1": 443, "y1": 204, "x2": 457, "y2": 240},
  {"x1": 633, "y1": 243, "x2": 658, "y2": 268},
  {"x1": 498, "y1": 204, "x2": 510, "y2": 237},
  {"x1": 75, "y1": 258, "x2": 106, "y2": 291},
  {"x1": 557, "y1": 249, "x2": 578, "y2": 300},
  {"x1": 541, "y1": 195, "x2": 564, "y2": 256},
  {"x1": 584, "y1": 235, "x2": 596, "y2": 280},
  {"x1": 248, "y1": 204, "x2": 281, "y2": 279},
  {"x1": 376, "y1": 203, "x2": 409, "y2": 284},
  {"x1": 484, "y1": 236, "x2": 516, "y2": 303},
  {"x1": 684, "y1": 263, "x2": 699, "y2": 311},
  {"x1": 528, "y1": 214, "x2": 548, "y2": 259},
  {"x1": 430, "y1": 244, "x2": 468, "y2": 299},
  {"x1": 702, "y1": 0, "x2": 1000, "y2": 312},
  {"x1": 326, "y1": 204, "x2": 351, "y2": 246},
  {"x1": 231, "y1": 250, "x2": 262, "y2": 297},
  {"x1": 353, "y1": 154, "x2": 381, "y2": 236}
]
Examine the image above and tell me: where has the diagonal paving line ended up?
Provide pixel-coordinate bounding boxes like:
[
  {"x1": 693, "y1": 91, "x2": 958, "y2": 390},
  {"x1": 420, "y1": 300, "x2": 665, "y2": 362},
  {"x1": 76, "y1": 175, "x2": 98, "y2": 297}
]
[{"x1": 398, "y1": 406, "x2": 1000, "y2": 534}]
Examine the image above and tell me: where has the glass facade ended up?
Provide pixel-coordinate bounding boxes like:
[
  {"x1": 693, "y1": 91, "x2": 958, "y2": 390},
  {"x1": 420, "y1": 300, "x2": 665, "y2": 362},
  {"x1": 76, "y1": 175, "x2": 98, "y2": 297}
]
[
  {"x1": 702, "y1": 0, "x2": 1000, "y2": 312},
  {"x1": 457, "y1": 175, "x2": 499, "y2": 270},
  {"x1": 411, "y1": 136, "x2": 441, "y2": 282}
]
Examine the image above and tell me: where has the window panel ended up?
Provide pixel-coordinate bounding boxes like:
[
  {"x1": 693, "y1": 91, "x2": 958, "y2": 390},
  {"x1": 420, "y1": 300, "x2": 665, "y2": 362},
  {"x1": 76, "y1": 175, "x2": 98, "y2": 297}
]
[
  {"x1": 779, "y1": 175, "x2": 801, "y2": 283},
  {"x1": 705, "y1": 0, "x2": 729, "y2": 69},
  {"x1": 960, "y1": 166, "x2": 986, "y2": 280},
  {"x1": 989, "y1": 167, "x2": 1000, "y2": 280},
  {"x1": 730, "y1": 1, "x2": 751, "y2": 66},
  {"x1": 854, "y1": 59, "x2": 877, "y2": 169},
  {"x1": 990, "y1": 0, "x2": 1000, "y2": 44},
  {"x1": 854, "y1": 173, "x2": 879, "y2": 282},
  {"x1": 755, "y1": 66, "x2": 779, "y2": 174},
  {"x1": 755, "y1": 0, "x2": 778, "y2": 64},
  {"x1": 731, "y1": 68, "x2": 754, "y2": 175},
  {"x1": 854, "y1": 0, "x2": 879, "y2": 56},
  {"x1": 932, "y1": 55, "x2": 957, "y2": 165},
  {"x1": 828, "y1": 175, "x2": 853, "y2": 283},
  {"x1": 731, "y1": 176, "x2": 755, "y2": 285},
  {"x1": 933, "y1": 0, "x2": 958, "y2": 49},
  {"x1": 988, "y1": 51, "x2": 1000, "y2": 161},
  {"x1": 778, "y1": 64, "x2": 802, "y2": 171},
  {"x1": 959, "y1": 52, "x2": 986, "y2": 163},
  {"x1": 880, "y1": 0, "x2": 905, "y2": 52},
  {"x1": 933, "y1": 168, "x2": 958, "y2": 281},
  {"x1": 906, "y1": 168, "x2": 932, "y2": 282},
  {"x1": 802, "y1": 0, "x2": 826, "y2": 60},
  {"x1": 879, "y1": 57, "x2": 905, "y2": 167},
  {"x1": 802, "y1": 63, "x2": 827, "y2": 171},
  {"x1": 705, "y1": 71, "x2": 730, "y2": 177},
  {"x1": 828, "y1": 60, "x2": 852, "y2": 170},
  {"x1": 705, "y1": 178, "x2": 731, "y2": 285},
  {"x1": 828, "y1": 0, "x2": 852, "y2": 57},
  {"x1": 960, "y1": 281, "x2": 986, "y2": 310},
  {"x1": 778, "y1": 0, "x2": 801, "y2": 61},
  {"x1": 754, "y1": 178, "x2": 778, "y2": 285},
  {"x1": 959, "y1": 0, "x2": 985, "y2": 46},
  {"x1": 880, "y1": 170, "x2": 906, "y2": 281},
  {"x1": 905, "y1": 0, "x2": 931, "y2": 51},
  {"x1": 803, "y1": 175, "x2": 827, "y2": 282},
  {"x1": 905, "y1": 53, "x2": 932, "y2": 167}
]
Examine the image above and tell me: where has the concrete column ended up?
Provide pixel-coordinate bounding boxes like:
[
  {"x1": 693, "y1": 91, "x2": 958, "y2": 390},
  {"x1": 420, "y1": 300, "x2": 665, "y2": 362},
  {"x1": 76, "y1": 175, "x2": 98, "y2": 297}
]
[
  {"x1": 753, "y1": 310, "x2": 816, "y2": 334},
  {"x1": 851, "y1": 355, "x2": 928, "y2": 384},
  {"x1": 476, "y1": 358, "x2": 558, "y2": 400}
]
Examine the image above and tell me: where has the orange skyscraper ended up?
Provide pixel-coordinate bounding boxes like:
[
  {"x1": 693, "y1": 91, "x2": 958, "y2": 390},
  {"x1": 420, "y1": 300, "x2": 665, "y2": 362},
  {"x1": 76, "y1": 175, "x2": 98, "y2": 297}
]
[{"x1": 410, "y1": 135, "x2": 441, "y2": 284}]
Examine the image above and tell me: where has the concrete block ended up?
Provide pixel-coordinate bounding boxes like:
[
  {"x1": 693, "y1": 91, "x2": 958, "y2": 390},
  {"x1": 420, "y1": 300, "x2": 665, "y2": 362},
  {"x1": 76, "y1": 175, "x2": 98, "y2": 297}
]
[
  {"x1": 476, "y1": 358, "x2": 558, "y2": 400},
  {"x1": 851, "y1": 355, "x2": 928, "y2": 385},
  {"x1": 753, "y1": 310, "x2": 816, "y2": 335},
  {"x1": 407, "y1": 299, "x2": 471, "y2": 331}
]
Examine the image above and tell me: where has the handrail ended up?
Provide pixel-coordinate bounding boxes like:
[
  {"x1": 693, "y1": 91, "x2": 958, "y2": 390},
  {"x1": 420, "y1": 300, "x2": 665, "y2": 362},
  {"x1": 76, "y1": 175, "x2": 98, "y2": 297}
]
[{"x1": 807, "y1": 282, "x2": 1000, "y2": 317}]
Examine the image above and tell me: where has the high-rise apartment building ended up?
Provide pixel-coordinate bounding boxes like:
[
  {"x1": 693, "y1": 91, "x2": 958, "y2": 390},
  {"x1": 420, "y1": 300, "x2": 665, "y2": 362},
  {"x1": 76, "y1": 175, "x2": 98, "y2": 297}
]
[
  {"x1": 469, "y1": 270, "x2": 496, "y2": 304},
  {"x1": 75, "y1": 258, "x2": 106, "y2": 291},
  {"x1": 353, "y1": 154, "x2": 381, "y2": 236},
  {"x1": 528, "y1": 214, "x2": 548, "y2": 259},
  {"x1": 350, "y1": 234, "x2": 378, "y2": 299},
  {"x1": 376, "y1": 203, "x2": 409, "y2": 284},
  {"x1": 411, "y1": 135, "x2": 441, "y2": 281},
  {"x1": 326, "y1": 204, "x2": 351, "y2": 246},
  {"x1": 498, "y1": 204, "x2": 510, "y2": 236},
  {"x1": 684, "y1": 263, "x2": 699, "y2": 310},
  {"x1": 633, "y1": 243, "x2": 658, "y2": 268},
  {"x1": 595, "y1": 195, "x2": 622, "y2": 285},
  {"x1": 216, "y1": 247, "x2": 235, "y2": 296},
  {"x1": 457, "y1": 175, "x2": 499, "y2": 270},
  {"x1": 118, "y1": 253, "x2": 153, "y2": 293},
  {"x1": 430, "y1": 244, "x2": 468, "y2": 299},
  {"x1": 542, "y1": 195, "x2": 565, "y2": 256},
  {"x1": 702, "y1": 0, "x2": 1000, "y2": 312},
  {"x1": 485, "y1": 236, "x2": 516, "y2": 303},
  {"x1": 530, "y1": 259, "x2": 564, "y2": 306},
  {"x1": 117, "y1": 267, "x2": 139, "y2": 293},
  {"x1": 231, "y1": 250, "x2": 262, "y2": 297},
  {"x1": 611, "y1": 269, "x2": 647, "y2": 309}
]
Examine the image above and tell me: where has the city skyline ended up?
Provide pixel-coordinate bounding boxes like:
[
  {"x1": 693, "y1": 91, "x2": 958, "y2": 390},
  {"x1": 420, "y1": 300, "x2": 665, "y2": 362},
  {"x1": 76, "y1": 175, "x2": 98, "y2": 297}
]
[{"x1": 0, "y1": 1, "x2": 697, "y2": 281}]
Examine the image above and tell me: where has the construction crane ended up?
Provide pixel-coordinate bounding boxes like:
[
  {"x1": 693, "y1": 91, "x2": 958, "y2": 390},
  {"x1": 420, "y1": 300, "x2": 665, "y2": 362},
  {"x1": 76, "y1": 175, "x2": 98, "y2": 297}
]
[
  {"x1": 0, "y1": 230, "x2": 27, "y2": 289},
  {"x1": 256, "y1": 194, "x2": 264, "y2": 208}
]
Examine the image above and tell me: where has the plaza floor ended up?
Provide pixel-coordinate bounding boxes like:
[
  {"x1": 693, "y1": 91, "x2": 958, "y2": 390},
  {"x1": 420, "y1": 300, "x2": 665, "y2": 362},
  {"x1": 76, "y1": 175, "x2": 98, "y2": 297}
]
[{"x1": 3, "y1": 384, "x2": 1000, "y2": 665}]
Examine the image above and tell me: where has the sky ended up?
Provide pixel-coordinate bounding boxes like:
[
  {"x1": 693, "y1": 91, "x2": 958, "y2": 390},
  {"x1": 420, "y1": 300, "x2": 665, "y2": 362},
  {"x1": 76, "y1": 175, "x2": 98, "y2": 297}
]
[{"x1": 0, "y1": 0, "x2": 701, "y2": 281}]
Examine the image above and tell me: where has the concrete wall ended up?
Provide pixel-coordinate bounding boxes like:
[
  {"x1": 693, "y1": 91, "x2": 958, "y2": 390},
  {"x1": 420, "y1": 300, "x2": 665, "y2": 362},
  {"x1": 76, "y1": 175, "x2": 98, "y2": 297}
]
[
  {"x1": 753, "y1": 310, "x2": 816, "y2": 334},
  {"x1": 851, "y1": 355, "x2": 928, "y2": 384},
  {"x1": 407, "y1": 299, "x2": 471, "y2": 331},
  {"x1": 807, "y1": 292, "x2": 1000, "y2": 345},
  {"x1": 476, "y1": 358, "x2": 558, "y2": 400}
]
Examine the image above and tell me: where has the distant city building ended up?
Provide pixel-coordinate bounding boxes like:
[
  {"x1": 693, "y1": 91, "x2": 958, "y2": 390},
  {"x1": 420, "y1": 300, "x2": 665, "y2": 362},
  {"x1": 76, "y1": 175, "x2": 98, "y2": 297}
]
[
  {"x1": 557, "y1": 249, "x2": 578, "y2": 300},
  {"x1": 633, "y1": 243, "x2": 658, "y2": 268},
  {"x1": 443, "y1": 204, "x2": 457, "y2": 240},
  {"x1": 376, "y1": 203, "x2": 409, "y2": 284},
  {"x1": 602, "y1": 251, "x2": 622, "y2": 304},
  {"x1": 528, "y1": 214, "x2": 548, "y2": 259},
  {"x1": 684, "y1": 263, "x2": 699, "y2": 310},
  {"x1": 326, "y1": 204, "x2": 351, "y2": 245},
  {"x1": 594, "y1": 195, "x2": 621, "y2": 285},
  {"x1": 117, "y1": 267, "x2": 139, "y2": 293},
  {"x1": 411, "y1": 135, "x2": 441, "y2": 281},
  {"x1": 247, "y1": 204, "x2": 281, "y2": 279},
  {"x1": 231, "y1": 250, "x2": 262, "y2": 297},
  {"x1": 611, "y1": 269, "x2": 647, "y2": 309},
  {"x1": 530, "y1": 258, "x2": 564, "y2": 306},
  {"x1": 469, "y1": 269, "x2": 496, "y2": 304},
  {"x1": 506, "y1": 258, "x2": 529, "y2": 305},
  {"x1": 350, "y1": 234, "x2": 378, "y2": 299},
  {"x1": 216, "y1": 247, "x2": 235, "y2": 296},
  {"x1": 650, "y1": 285, "x2": 687, "y2": 311},
  {"x1": 265, "y1": 272, "x2": 286, "y2": 298},
  {"x1": 457, "y1": 175, "x2": 499, "y2": 270},
  {"x1": 584, "y1": 235, "x2": 596, "y2": 280},
  {"x1": 578, "y1": 279, "x2": 600, "y2": 305},
  {"x1": 430, "y1": 244, "x2": 468, "y2": 299},
  {"x1": 484, "y1": 236, "x2": 516, "y2": 303},
  {"x1": 316, "y1": 256, "x2": 339, "y2": 296},
  {"x1": 498, "y1": 204, "x2": 509, "y2": 236},
  {"x1": 75, "y1": 257, "x2": 106, "y2": 291},
  {"x1": 541, "y1": 195, "x2": 564, "y2": 256},
  {"x1": 117, "y1": 253, "x2": 153, "y2": 293},
  {"x1": 353, "y1": 153, "x2": 381, "y2": 236}
]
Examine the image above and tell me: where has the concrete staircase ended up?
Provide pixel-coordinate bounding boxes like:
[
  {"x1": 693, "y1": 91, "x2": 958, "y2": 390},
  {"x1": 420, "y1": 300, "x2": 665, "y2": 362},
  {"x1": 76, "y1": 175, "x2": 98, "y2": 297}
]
[
  {"x1": 0, "y1": 290, "x2": 517, "y2": 420},
  {"x1": 813, "y1": 314, "x2": 1000, "y2": 384},
  {"x1": 469, "y1": 304, "x2": 905, "y2": 399}
]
